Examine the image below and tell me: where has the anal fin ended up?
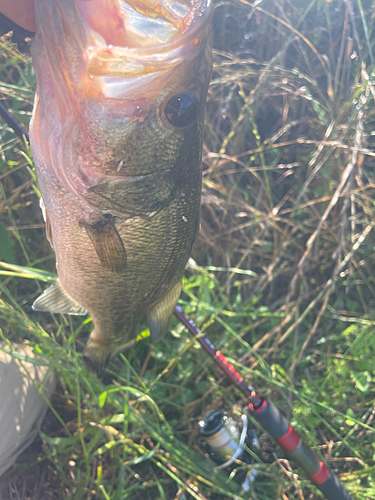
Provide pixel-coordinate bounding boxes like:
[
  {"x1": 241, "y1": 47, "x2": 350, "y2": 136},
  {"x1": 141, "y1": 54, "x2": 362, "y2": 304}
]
[
  {"x1": 32, "y1": 280, "x2": 87, "y2": 316},
  {"x1": 147, "y1": 281, "x2": 182, "y2": 343}
]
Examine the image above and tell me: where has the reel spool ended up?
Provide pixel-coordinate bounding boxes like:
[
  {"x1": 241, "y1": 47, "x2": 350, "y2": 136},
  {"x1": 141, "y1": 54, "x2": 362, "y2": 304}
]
[{"x1": 198, "y1": 408, "x2": 261, "y2": 491}]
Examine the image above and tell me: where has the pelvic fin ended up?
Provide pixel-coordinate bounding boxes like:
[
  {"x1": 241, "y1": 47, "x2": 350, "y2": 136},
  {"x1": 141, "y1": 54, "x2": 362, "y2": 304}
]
[
  {"x1": 32, "y1": 279, "x2": 87, "y2": 315},
  {"x1": 147, "y1": 280, "x2": 182, "y2": 343}
]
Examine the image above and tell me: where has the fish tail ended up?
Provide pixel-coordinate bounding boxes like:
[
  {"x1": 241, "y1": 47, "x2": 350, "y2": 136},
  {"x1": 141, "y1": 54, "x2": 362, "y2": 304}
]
[{"x1": 84, "y1": 333, "x2": 113, "y2": 366}]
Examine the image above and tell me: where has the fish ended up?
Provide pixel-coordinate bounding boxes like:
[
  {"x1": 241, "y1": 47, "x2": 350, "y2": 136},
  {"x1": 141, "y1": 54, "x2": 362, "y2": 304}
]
[{"x1": 29, "y1": 0, "x2": 213, "y2": 364}]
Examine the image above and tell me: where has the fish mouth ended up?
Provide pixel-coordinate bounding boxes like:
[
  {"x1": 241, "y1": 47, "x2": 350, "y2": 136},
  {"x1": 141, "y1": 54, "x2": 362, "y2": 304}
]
[
  {"x1": 76, "y1": 0, "x2": 213, "y2": 79},
  {"x1": 33, "y1": 0, "x2": 212, "y2": 101}
]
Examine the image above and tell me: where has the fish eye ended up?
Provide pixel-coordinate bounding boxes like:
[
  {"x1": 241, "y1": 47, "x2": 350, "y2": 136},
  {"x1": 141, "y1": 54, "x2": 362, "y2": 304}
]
[{"x1": 164, "y1": 92, "x2": 200, "y2": 128}]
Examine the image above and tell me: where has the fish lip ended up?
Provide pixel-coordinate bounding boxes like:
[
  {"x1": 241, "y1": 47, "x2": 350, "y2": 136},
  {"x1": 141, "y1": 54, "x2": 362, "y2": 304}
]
[
  {"x1": 112, "y1": 169, "x2": 170, "y2": 179},
  {"x1": 85, "y1": 167, "x2": 172, "y2": 187}
]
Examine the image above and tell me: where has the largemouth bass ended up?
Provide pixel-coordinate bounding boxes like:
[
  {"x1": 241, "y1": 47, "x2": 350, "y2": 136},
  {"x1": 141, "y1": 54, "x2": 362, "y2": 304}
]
[{"x1": 30, "y1": 0, "x2": 212, "y2": 363}]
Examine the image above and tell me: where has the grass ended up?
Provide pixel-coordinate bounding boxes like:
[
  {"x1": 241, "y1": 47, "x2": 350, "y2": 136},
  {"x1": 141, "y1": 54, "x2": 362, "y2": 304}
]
[{"x1": 1, "y1": 0, "x2": 375, "y2": 498}]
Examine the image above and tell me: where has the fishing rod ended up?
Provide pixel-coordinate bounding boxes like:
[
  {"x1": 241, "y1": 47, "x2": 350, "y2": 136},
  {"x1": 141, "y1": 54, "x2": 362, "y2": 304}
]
[
  {"x1": 174, "y1": 305, "x2": 354, "y2": 500},
  {"x1": 0, "y1": 101, "x2": 29, "y2": 143},
  {"x1": 0, "y1": 100, "x2": 354, "y2": 500}
]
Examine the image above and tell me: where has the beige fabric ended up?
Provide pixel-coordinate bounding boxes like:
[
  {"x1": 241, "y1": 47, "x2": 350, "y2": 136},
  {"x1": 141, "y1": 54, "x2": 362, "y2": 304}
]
[{"x1": 0, "y1": 342, "x2": 55, "y2": 476}]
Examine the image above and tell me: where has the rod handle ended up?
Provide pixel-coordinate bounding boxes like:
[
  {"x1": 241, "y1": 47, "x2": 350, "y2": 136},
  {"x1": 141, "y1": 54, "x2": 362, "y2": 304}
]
[
  {"x1": 249, "y1": 397, "x2": 354, "y2": 500},
  {"x1": 317, "y1": 471, "x2": 355, "y2": 500}
]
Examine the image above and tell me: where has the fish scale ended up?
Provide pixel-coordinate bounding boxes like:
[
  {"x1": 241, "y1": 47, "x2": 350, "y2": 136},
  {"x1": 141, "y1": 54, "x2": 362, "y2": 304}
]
[{"x1": 30, "y1": 0, "x2": 212, "y2": 363}]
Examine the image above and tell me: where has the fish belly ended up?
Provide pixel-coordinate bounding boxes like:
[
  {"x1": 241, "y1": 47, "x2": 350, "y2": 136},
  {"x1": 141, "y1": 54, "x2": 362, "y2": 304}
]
[{"x1": 36, "y1": 166, "x2": 200, "y2": 362}]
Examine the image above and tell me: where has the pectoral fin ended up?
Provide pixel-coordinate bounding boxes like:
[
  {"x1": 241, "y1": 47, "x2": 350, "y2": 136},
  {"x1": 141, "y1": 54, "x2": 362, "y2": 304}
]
[
  {"x1": 32, "y1": 280, "x2": 87, "y2": 315},
  {"x1": 83, "y1": 219, "x2": 127, "y2": 273},
  {"x1": 147, "y1": 281, "x2": 182, "y2": 343},
  {"x1": 40, "y1": 198, "x2": 53, "y2": 248}
]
